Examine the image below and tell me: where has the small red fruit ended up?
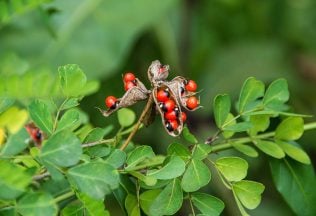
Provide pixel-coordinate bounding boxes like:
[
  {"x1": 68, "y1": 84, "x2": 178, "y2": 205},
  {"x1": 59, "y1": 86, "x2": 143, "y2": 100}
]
[
  {"x1": 159, "y1": 99, "x2": 175, "y2": 112},
  {"x1": 157, "y1": 89, "x2": 170, "y2": 102},
  {"x1": 186, "y1": 96, "x2": 199, "y2": 110},
  {"x1": 185, "y1": 80, "x2": 197, "y2": 92},
  {"x1": 164, "y1": 110, "x2": 178, "y2": 120},
  {"x1": 105, "y1": 96, "x2": 118, "y2": 109},
  {"x1": 123, "y1": 72, "x2": 136, "y2": 83},
  {"x1": 166, "y1": 120, "x2": 179, "y2": 132},
  {"x1": 124, "y1": 81, "x2": 136, "y2": 91},
  {"x1": 181, "y1": 112, "x2": 187, "y2": 122}
]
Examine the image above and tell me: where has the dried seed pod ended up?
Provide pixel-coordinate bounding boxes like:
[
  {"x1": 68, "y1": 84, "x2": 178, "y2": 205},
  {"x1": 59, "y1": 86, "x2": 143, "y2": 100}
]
[{"x1": 148, "y1": 60, "x2": 170, "y2": 83}]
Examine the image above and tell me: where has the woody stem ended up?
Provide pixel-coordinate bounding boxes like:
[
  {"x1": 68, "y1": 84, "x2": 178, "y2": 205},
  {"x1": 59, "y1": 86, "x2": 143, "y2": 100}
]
[{"x1": 120, "y1": 94, "x2": 154, "y2": 151}]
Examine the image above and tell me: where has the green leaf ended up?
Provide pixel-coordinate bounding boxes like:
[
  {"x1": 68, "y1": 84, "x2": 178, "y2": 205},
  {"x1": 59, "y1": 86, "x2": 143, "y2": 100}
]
[
  {"x1": 167, "y1": 143, "x2": 191, "y2": 161},
  {"x1": 42, "y1": 160, "x2": 65, "y2": 181},
  {"x1": 248, "y1": 115, "x2": 270, "y2": 135},
  {"x1": 232, "y1": 180, "x2": 265, "y2": 210},
  {"x1": 118, "y1": 108, "x2": 136, "y2": 127},
  {"x1": 181, "y1": 159, "x2": 211, "y2": 192},
  {"x1": 255, "y1": 140, "x2": 285, "y2": 159},
  {"x1": 223, "y1": 122, "x2": 252, "y2": 132},
  {"x1": 28, "y1": 99, "x2": 53, "y2": 135},
  {"x1": 84, "y1": 126, "x2": 113, "y2": 143},
  {"x1": 61, "y1": 98, "x2": 80, "y2": 110},
  {"x1": 215, "y1": 157, "x2": 248, "y2": 182},
  {"x1": 182, "y1": 126, "x2": 198, "y2": 144},
  {"x1": 56, "y1": 109, "x2": 81, "y2": 132},
  {"x1": 125, "y1": 146, "x2": 155, "y2": 170},
  {"x1": 0, "y1": 97, "x2": 14, "y2": 114},
  {"x1": 1, "y1": 127, "x2": 29, "y2": 156},
  {"x1": 77, "y1": 193, "x2": 110, "y2": 216},
  {"x1": 213, "y1": 94, "x2": 231, "y2": 128},
  {"x1": 192, "y1": 144, "x2": 212, "y2": 160},
  {"x1": 275, "y1": 117, "x2": 304, "y2": 141},
  {"x1": 0, "y1": 160, "x2": 32, "y2": 200},
  {"x1": 125, "y1": 194, "x2": 141, "y2": 216},
  {"x1": 149, "y1": 179, "x2": 183, "y2": 216},
  {"x1": 61, "y1": 203, "x2": 84, "y2": 216},
  {"x1": 232, "y1": 143, "x2": 259, "y2": 158},
  {"x1": 128, "y1": 171, "x2": 157, "y2": 186},
  {"x1": 17, "y1": 192, "x2": 58, "y2": 216},
  {"x1": 270, "y1": 158, "x2": 316, "y2": 216},
  {"x1": 222, "y1": 113, "x2": 236, "y2": 138},
  {"x1": 263, "y1": 79, "x2": 289, "y2": 110},
  {"x1": 147, "y1": 156, "x2": 185, "y2": 180},
  {"x1": 40, "y1": 130, "x2": 82, "y2": 167},
  {"x1": 59, "y1": 64, "x2": 87, "y2": 97},
  {"x1": 238, "y1": 77, "x2": 264, "y2": 113},
  {"x1": 191, "y1": 192, "x2": 224, "y2": 216},
  {"x1": 67, "y1": 161, "x2": 119, "y2": 200},
  {"x1": 77, "y1": 81, "x2": 100, "y2": 96},
  {"x1": 277, "y1": 140, "x2": 311, "y2": 164},
  {"x1": 140, "y1": 189, "x2": 161, "y2": 215},
  {"x1": 105, "y1": 149, "x2": 126, "y2": 168}
]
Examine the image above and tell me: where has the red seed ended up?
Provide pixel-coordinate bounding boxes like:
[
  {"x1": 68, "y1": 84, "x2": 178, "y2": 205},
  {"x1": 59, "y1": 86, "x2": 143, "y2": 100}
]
[
  {"x1": 185, "y1": 80, "x2": 198, "y2": 92},
  {"x1": 165, "y1": 110, "x2": 178, "y2": 120},
  {"x1": 157, "y1": 89, "x2": 170, "y2": 102},
  {"x1": 166, "y1": 120, "x2": 179, "y2": 132},
  {"x1": 160, "y1": 99, "x2": 175, "y2": 112},
  {"x1": 181, "y1": 112, "x2": 187, "y2": 122},
  {"x1": 124, "y1": 81, "x2": 136, "y2": 91},
  {"x1": 186, "y1": 96, "x2": 199, "y2": 110},
  {"x1": 105, "y1": 96, "x2": 118, "y2": 109},
  {"x1": 123, "y1": 72, "x2": 136, "y2": 83}
]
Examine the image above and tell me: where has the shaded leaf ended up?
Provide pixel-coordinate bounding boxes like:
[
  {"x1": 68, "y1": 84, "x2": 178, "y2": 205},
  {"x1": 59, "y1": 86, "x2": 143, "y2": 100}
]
[
  {"x1": 222, "y1": 113, "x2": 236, "y2": 138},
  {"x1": 181, "y1": 159, "x2": 211, "y2": 192},
  {"x1": 84, "y1": 126, "x2": 113, "y2": 143},
  {"x1": 1, "y1": 127, "x2": 29, "y2": 156},
  {"x1": 56, "y1": 109, "x2": 81, "y2": 132},
  {"x1": 215, "y1": 157, "x2": 248, "y2": 182},
  {"x1": 0, "y1": 97, "x2": 14, "y2": 114},
  {"x1": 67, "y1": 161, "x2": 119, "y2": 200},
  {"x1": 223, "y1": 122, "x2": 252, "y2": 132},
  {"x1": 182, "y1": 126, "x2": 198, "y2": 144},
  {"x1": 167, "y1": 143, "x2": 191, "y2": 161},
  {"x1": 192, "y1": 144, "x2": 212, "y2": 160},
  {"x1": 277, "y1": 140, "x2": 311, "y2": 164},
  {"x1": 191, "y1": 192, "x2": 224, "y2": 216},
  {"x1": 128, "y1": 171, "x2": 157, "y2": 187},
  {"x1": 213, "y1": 94, "x2": 231, "y2": 128},
  {"x1": 40, "y1": 130, "x2": 82, "y2": 167},
  {"x1": 255, "y1": 140, "x2": 285, "y2": 159},
  {"x1": 28, "y1": 99, "x2": 53, "y2": 135},
  {"x1": 147, "y1": 156, "x2": 185, "y2": 180},
  {"x1": 275, "y1": 117, "x2": 304, "y2": 141},
  {"x1": 105, "y1": 149, "x2": 126, "y2": 168},
  {"x1": 125, "y1": 146, "x2": 155, "y2": 170},
  {"x1": 140, "y1": 189, "x2": 161, "y2": 215},
  {"x1": 149, "y1": 179, "x2": 183, "y2": 216},
  {"x1": 232, "y1": 180, "x2": 265, "y2": 210},
  {"x1": 269, "y1": 158, "x2": 316, "y2": 216},
  {"x1": 17, "y1": 192, "x2": 58, "y2": 216},
  {"x1": 125, "y1": 194, "x2": 140, "y2": 216}
]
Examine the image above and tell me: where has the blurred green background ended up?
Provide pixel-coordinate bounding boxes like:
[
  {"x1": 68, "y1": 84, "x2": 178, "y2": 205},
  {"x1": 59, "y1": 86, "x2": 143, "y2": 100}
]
[{"x1": 1, "y1": 0, "x2": 316, "y2": 215}]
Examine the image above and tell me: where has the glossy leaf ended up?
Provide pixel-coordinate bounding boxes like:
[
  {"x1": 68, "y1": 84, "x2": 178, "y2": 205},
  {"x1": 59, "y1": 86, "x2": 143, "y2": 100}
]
[
  {"x1": 182, "y1": 126, "x2": 198, "y2": 144},
  {"x1": 277, "y1": 140, "x2": 311, "y2": 164},
  {"x1": 270, "y1": 158, "x2": 316, "y2": 216},
  {"x1": 125, "y1": 194, "x2": 141, "y2": 216},
  {"x1": 40, "y1": 130, "x2": 82, "y2": 167},
  {"x1": 67, "y1": 162, "x2": 119, "y2": 200},
  {"x1": 17, "y1": 192, "x2": 58, "y2": 216},
  {"x1": 215, "y1": 157, "x2": 248, "y2": 182},
  {"x1": 232, "y1": 180, "x2": 265, "y2": 210},
  {"x1": 147, "y1": 156, "x2": 185, "y2": 180},
  {"x1": 191, "y1": 192, "x2": 224, "y2": 216},
  {"x1": 255, "y1": 140, "x2": 285, "y2": 159},
  {"x1": 232, "y1": 143, "x2": 258, "y2": 158},
  {"x1": 181, "y1": 159, "x2": 211, "y2": 192},
  {"x1": 1, "y1": 127, "x2": 29, "y2": 156},
  {"x1": 125, "y1": 146, "x2": 155, "y2": 170},
  {"x1": 238, "y1": 77, "x2": 264, "y2": 113},
  {"x1": 192, "y1": 144, "x2": 212, "y2": 160},
  {"x1": 28, "y1": 99, "x2": 53, "y2": 135},
  {"x1": 140, "y1": 189, "x2": 162, "y2": 215},
  {"x1": 263, "y1": 79, "x2": 289, "y2": 110},
  {"x1": 58, "y1": 64, "x2": 87, "y2": 97},
  {"x1": 149, "y1": 179, "x2": 183, "y2": 216},
  {"x1": 248, "y1": 115, "x2": 270, "y2": 135},
  {"x1": 56, "y1": 109, "x2": 81, "y2": 132},
  {"x1": 105, "y1": 149, "x2": 126, "y2": 168},
  {"x1": 275, "y1": 117, "x2": 304, "y2": 141},
  {"x1": 213, "y1": 94, "x2": 231, "y2": 128},
  {"x1": 0, "y1": 160, "x2": 32, "y2": 200},
  {"x1": 118, "y1": 108, "x2": 136, "y2": 127},
  {"x1": 167, "y1": 143, "x2": 191, "y2": 161}
]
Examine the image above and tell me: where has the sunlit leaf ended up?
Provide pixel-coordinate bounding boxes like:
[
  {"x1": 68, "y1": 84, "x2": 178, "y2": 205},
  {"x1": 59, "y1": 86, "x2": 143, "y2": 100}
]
[
  {"x1": 255, "y1": 140, "x2": 285, "y2": 159},
  {"x1": 248, "y1": 115, "x2": 270, "y2": 135},
  {"x1": 215, "y1": 157, "x2": 248, "y2": 182},
  {"x1": 28, "y1": 100, "x2": 53, "y2": 135},
  {"x1": 277, "y1": 140, "x2": 310, "y2": 164},
  {"x1": 213, "y1": 94, "x2": 231, "y2": 128},
  {"x1": 263, "y1": 79, "x2": 289, "y2": 110},
  {"x1": 140, "y1": 189, "x2": 161, "y2": 215},
  {"x1": 275, "y1": 117, "x2": 304, "y2": 141},
  {"x1": 191, "y1": 192, "x2": 224, "y2": 216},
  {"x1": 232, "y1": 143, "x2": 258, "y2": 158}
]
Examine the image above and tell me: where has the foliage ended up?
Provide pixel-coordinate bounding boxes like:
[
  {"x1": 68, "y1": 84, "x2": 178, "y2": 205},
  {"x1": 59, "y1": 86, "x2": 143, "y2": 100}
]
[{"x1": 0, "y1": 65, "x2": 315, "y2": 216}]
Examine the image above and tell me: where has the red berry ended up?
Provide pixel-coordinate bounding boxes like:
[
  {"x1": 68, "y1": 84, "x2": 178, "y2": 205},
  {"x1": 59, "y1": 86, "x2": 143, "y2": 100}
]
[
  {"x1": 105, "y1": 96, "x2": 118, "y2": 109},
  {"x1": 166, "y1": 120, "x2": 179, "y2": 132},
  {"x1": 185, "y1": 80, "x2": 197, "y2": 92},
  {"x1": 157, "y1": 89, "x2": 170, "y2": 102},
  {"x1": 186, "y1": 96, "x2": 199, "y2": 110},
  {"x1": 181, "y1": 112, "x2": 187, "y2": 122},
  {"x1": 159, "y1": 99, "x2": 175, "y2": 112},
  {"x1": 124, "y1": 81, "x2": 136, "y2": 91},
  {"x1": 123, "y1": 72, "x2": 136, "y2": 83},
  {"x1": 164, "y1": 110, "x2": 178, "y2": 120}
]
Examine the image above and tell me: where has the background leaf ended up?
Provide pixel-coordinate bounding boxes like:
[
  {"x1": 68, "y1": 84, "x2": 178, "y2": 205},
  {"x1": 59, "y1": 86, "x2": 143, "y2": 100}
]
[
  {"x1": 118, "y1": 108, "x2": 136, "y2": 128},
  {"x1": 1, "y1": 127, "x2": 29, "y2": 156},
  {"x1": 40, "y1": 130, "x2": 82, "y2": 167},
  {"x1": 191, "y1": 192, "x2": 224, "y2": 216},
  {"x1": 269, "y1": 158, "x2": 316, "y2": 216}
]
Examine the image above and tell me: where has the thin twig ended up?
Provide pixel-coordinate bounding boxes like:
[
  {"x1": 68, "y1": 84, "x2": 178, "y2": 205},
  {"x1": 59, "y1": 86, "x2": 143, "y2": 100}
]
[
  {"x1": 81, "y1": 138, "x2": 115, "y2": 148},
  {"x1": 32, "y1": 172, "x2": 50, "y2": 181},
  {"x1": 120, "y1": 94, "x2": 154, "y2": 151}
]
